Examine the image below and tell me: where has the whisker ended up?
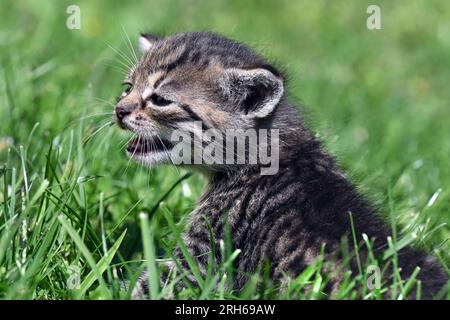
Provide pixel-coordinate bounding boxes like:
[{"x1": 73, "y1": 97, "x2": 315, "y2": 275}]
[
  {"x1": 156, "y1": 134, "x2": 180, "y2": 175},
  {"x1": 123, "y1": 134, "x2": 140, "y2": 176},
  {"x1": 86, "y1": 125, "x2": 115, "y2": 164},
  {"x1": 83, "y1": 120, "x2": 114, "y2": 145},
  {"x1": 65, "y1": 113, "x2": 114, "y2": 130},
  {"x1": 93, "y1": 97, "x2": 118, "y2": 108},
  {"x1": 119, "y1": 134, "x2": 135, "y2": 152},
  {"x1": 101, "y1": 60, "x2": 130, "y2": 73},
  {"x1": 106, "y1": 43, "x2": 135, "y2": 70},
  {"x1": 105, "y1": 63, "x2": 130, "y2": 77},
  {"x1": 121, "y1": 24, "x2": 138, "y2": 64},
  {"x1": 101, "y1": 48, "x2": 134, "y2": 74}
]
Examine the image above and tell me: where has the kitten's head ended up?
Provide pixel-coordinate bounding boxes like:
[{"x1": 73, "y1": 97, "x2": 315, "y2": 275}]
[{"x1": 115, "y1": 32, "x2": 284, "y2": 168}]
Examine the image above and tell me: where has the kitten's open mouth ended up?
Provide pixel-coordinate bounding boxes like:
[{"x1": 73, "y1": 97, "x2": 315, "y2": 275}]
[{"x1": 127, "y1": 136, "x2": 173, "y2": 155}]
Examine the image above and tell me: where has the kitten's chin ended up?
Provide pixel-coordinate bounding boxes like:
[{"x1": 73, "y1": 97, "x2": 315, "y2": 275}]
[
  {"x1": 126, "y1": 136, "x2": 174, "y2": 165},
  {"x1": 127, "y1": 151, "x2": 172, "y2": 166}
]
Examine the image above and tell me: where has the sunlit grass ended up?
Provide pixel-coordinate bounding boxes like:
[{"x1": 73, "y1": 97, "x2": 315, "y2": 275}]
[{"x1": 0, "y1": 0, "x2": 449, "y2": 299}]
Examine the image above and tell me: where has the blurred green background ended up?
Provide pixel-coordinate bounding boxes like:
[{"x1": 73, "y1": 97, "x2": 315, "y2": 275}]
[{"x1": 0, "y1": 0, "x2": 449, "y2": 299}]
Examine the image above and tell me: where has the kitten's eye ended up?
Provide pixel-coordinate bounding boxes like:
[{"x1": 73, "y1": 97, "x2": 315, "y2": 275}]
[
  {"x1": 148, "y1": 93, "x2": 172, "y2": 107},
  {"x1": 120, "y1": 82, "x2": 133, "y2": 99}
]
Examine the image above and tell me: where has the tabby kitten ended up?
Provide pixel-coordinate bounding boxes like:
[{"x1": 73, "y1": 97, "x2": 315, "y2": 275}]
[{"x1": 115, "y1": 32, "x2": 448, "y2": 299}]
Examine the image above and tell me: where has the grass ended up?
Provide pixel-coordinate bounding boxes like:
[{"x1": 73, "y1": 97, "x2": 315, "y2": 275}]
[{"x1": 0, "y1": 0, "x2": 449, "y2": 299}]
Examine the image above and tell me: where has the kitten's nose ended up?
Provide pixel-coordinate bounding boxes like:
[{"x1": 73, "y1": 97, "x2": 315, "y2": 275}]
[{"x1": 115, "y1": 104, "x2": 136, "y2": 121}]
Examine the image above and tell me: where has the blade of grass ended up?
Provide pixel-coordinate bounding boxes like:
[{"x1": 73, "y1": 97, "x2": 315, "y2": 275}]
[
  {"x1": 399, "y1": 266, "x2": 420, "y2": 300},
  {"x1": 77, "y1": 229, "x2": 127, "y2": 298},
  {"x1": 58, "y1": 215, "x2": 111, "y2": 299},
  {"x1": 162, "y1": 206, "x2": 205, "y2": 290},
  {"x1": 139, "y1": 212, "x2": 160, "y2": 300},
  {"x1": 0, "y1": 179, "x2": 49, "y2": 265}
]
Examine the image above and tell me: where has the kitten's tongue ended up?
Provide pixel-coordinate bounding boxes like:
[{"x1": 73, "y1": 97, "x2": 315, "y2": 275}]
[{"x1": 127, "y1": 136, "x2": 173, "y2": 154}]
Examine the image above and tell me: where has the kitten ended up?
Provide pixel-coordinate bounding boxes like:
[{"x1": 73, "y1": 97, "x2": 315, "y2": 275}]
[{"x1": 115, "y1": 32, "x2": 448, "y2": 299}]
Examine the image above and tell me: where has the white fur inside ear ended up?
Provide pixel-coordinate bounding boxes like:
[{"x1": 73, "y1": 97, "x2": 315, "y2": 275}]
[
  {"x1": 223, "y1": 68, "x2": 284, "y2": 119},
  {"x1": 249, "y1": 70, "x2": 283, "y2": 118},
  {"x1": 139, "y1": 36, "x2": 153, "y2": 53}
]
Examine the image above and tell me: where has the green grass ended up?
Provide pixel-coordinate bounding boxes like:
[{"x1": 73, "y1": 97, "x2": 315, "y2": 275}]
[{"x1": 0, "y1": 0, "x2": 449, "y2": 299}]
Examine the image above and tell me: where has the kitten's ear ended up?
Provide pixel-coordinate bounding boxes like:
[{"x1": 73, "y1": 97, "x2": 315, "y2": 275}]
[
  {"x1": 138, "y1": 33, "x2": 159, "y2": 53},
  {"x1": 220, "y1": 66, "x2": 284, "y2": 119}
]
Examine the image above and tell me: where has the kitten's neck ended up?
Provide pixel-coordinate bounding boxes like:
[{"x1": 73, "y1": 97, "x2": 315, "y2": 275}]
[{"x1": 206, "y1": 101, "x2": 329, "y2": 187}]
